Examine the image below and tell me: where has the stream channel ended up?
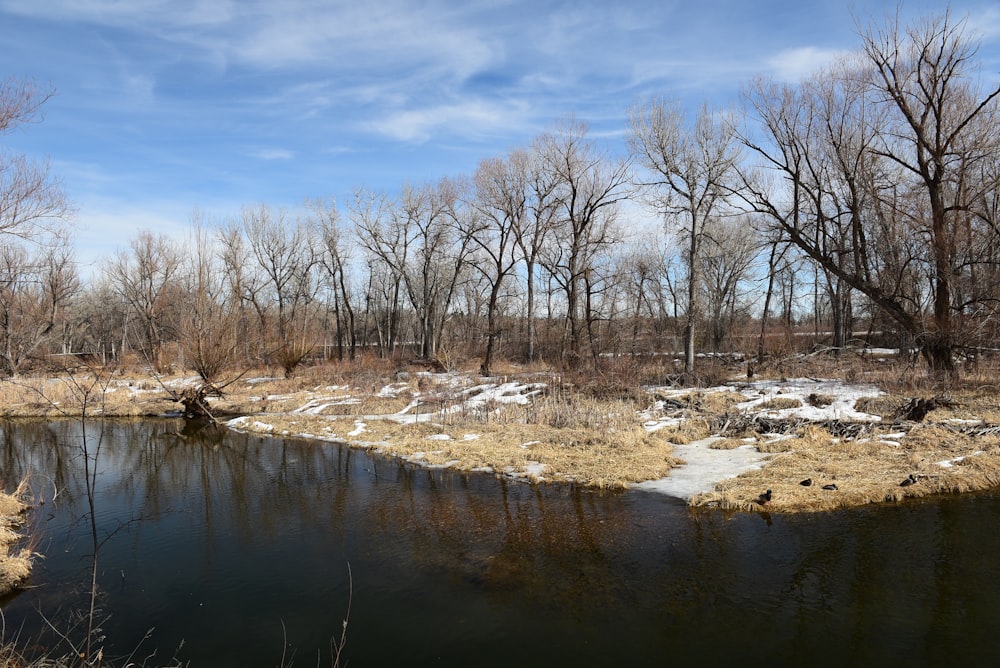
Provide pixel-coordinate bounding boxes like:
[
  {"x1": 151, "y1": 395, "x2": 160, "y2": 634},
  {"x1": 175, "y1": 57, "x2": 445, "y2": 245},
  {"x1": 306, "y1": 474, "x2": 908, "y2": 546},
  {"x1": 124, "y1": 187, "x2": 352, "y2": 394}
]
[{"x1": 2, "y1": 418, "x2": 1000, "y2": 666}]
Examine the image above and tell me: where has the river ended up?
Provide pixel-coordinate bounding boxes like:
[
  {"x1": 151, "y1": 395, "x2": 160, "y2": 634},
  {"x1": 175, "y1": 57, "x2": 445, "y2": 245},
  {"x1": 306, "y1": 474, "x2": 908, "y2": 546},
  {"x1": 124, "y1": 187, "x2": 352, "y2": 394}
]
[{"x1": 1, "y1": 418, "x2": 999, "y2": 666}]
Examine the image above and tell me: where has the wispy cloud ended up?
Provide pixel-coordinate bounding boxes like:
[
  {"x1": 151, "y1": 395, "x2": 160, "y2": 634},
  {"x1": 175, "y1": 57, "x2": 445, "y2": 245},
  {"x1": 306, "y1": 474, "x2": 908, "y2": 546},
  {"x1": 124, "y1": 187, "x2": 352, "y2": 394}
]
[
  {"x1": 764, "y1": 46, "x2": 850, "y2": 82},
  {"x1": 244, "y1": 147, "x2": 295, "y2": 161},
  {"x1": 365, "y1": 99, "x2": 529, "y2": 143}
]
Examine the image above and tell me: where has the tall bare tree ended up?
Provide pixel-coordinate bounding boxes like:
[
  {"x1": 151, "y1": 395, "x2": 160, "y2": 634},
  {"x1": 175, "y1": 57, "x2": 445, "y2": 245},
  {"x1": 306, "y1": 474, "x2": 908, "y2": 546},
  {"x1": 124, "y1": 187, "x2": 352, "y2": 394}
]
[
  {"x1": 740, "y1": 10, "x2": 1000, "y2": 375},
  {"x1": 177, "y1": 214, "x2": 243, "y2": 383},
  {"x1": 236, "y1": 204, "x2": 321, "y2": 375},
  {"x1": 309, "y1": 198, "x2": 358, "y2": 361},
  {"x1": 513, "y1": 138, "x2": 561, "y2": 362},
  {"x1": 629, "y1": 99, "x2": 742, "y2": 373},
  {"x1": 539, "y1": 118, "x2": 630, "y2": 366},
  {"x1": 105, "y1": 230, "x2": 182, "y2": 369},
  {"x1": 470, "y1": 149, "x2": 529, "y2": 375},
  {"x1": 356, "y1": 179, "x2": 474, "y2": 362}
]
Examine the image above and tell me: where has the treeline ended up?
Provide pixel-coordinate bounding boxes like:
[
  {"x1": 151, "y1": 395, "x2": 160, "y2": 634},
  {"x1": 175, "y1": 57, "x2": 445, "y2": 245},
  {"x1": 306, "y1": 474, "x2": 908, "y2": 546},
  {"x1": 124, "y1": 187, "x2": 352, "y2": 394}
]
[{"x1": 2, "y1": 10, "x2": 999, "y2": 380}]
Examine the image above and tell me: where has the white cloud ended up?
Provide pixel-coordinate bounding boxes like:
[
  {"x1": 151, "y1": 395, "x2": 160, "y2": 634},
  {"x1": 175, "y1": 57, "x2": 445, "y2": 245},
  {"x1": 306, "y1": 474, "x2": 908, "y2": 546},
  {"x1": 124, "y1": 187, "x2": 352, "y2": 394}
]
[
  {"x1": 765, "y1": 46, "x2": 849, "y2": 82},
  {"x1": 244, "y1": 147, "x2": 295, "y2": 161},
  {"x1": 365, "y1": 99, "x2": 528, "y2": 143}
]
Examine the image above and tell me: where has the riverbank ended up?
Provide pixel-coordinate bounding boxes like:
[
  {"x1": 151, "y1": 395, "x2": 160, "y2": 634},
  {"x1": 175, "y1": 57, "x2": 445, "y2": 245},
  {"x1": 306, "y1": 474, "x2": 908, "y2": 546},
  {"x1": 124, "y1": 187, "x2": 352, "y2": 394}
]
[
  {"x1": 2, "y1": 365, "x2": 1000, "y2": 514},
  {"x1": 0, "y1": 481, "x2": 31, "y2": 598}
]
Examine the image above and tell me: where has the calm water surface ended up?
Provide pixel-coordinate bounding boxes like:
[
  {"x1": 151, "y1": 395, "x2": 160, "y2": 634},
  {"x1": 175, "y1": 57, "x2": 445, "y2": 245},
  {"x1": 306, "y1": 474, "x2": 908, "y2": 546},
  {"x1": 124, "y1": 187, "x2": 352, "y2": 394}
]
[{"x1": 2, "y1": 419, "x2": 1000, "y2": 667}]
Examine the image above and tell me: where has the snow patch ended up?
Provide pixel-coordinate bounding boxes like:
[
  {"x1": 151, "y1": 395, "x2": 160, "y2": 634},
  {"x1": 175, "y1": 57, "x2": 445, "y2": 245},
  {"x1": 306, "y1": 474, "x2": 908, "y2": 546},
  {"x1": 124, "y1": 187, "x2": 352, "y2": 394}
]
[{"x1": 634, "y1": 437, "x2": 769, "y2": 500}]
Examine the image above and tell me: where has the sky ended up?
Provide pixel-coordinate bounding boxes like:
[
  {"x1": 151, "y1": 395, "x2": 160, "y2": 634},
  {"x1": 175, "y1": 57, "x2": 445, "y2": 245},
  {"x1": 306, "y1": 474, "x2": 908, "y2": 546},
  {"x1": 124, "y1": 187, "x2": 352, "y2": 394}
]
[{"x1": 2, "y1": 0, "x2": 1000, "y2": 275}]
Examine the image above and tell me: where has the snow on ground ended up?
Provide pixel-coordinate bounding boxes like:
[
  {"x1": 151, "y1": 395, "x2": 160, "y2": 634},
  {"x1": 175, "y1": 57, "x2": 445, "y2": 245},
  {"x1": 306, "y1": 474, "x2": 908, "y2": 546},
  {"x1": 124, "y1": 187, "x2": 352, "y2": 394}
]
[
  {"x1": 226, "y1": 372, "x2": 888, "y2": 499},
  {"x1": 446, "y1": 381, "x2": 547, "y2": 412},
  {"x1": 732, "y1": 378, "x2": 884, "y2": 422},
  {"x1": 938, "y1": 452, "x2": 984, "y2": 467},
  {"x1": 292, "y1": 395, "x2": 360, "y2": 414},
  {"x1": 637, "y1": 378, "x2": 885, "y2": 500},
  {"x1": 634, "y1": 437, "x2": 769, "y2": 499}
]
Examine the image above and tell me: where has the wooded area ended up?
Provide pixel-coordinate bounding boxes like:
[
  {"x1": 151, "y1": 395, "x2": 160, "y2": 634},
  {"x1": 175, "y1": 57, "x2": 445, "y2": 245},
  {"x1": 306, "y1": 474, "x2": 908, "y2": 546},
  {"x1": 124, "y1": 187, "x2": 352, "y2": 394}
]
[{"x1": 2, "y1": 11, "x2": 999, "y2": 381}]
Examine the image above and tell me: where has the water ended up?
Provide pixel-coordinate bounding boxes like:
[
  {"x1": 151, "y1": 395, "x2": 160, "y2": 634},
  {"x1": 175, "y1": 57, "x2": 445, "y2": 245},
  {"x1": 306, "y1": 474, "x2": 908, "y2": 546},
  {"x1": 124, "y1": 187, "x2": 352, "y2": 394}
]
[{"x1": 2, "y1": 418, "x2": 1000, "y2": 666}]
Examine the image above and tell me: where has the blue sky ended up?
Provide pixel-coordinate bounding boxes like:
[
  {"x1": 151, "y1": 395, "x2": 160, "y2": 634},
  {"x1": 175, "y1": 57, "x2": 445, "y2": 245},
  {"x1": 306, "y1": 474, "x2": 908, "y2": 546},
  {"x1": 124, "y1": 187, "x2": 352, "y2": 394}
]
[{"x1": 3, "y1": 0, "x2": 999, "y2": 273}]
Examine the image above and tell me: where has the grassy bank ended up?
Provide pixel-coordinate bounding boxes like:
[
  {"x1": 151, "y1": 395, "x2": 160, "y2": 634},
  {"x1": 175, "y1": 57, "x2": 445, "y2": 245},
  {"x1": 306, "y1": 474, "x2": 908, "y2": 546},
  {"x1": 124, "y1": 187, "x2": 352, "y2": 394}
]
[
  {"x1": 0, "y1": 479, "x2": 32, "y2": 598},
  {"x1": 1, "y1": 356, "x2": 1000, "y2": 514}
]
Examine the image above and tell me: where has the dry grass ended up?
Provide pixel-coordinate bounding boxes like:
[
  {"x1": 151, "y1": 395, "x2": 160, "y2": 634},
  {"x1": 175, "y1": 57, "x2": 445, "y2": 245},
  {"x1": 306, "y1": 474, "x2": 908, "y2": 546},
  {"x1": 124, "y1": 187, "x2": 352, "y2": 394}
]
[
  {"x1": 691, "y1": 421, "x2": 1000, "y2": 512},
  {"x1": 0, "y1": 479, "x2": 32, "y2": 598},
  {"x1": 231, "y1": 411, "x2": 683, "y2": 490},
  {"x1": 756, "y1": 397, "x2": 803, "y2": 411}
]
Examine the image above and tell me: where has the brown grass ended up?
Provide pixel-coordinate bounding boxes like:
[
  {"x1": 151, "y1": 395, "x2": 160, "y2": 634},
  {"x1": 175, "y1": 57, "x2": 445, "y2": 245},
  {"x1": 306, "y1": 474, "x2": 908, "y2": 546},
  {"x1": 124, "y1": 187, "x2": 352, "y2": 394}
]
[
  {"x1": 231, "y1": 411, "x2": 683, "y2": 490},
  {"x1": 0, "y1": 479, "x2": 32, "y2": 598},
  {"x1": 756, "y1": 397, "x2": 804, "y2": 410},
  {"x1": 691, "y1": 421, "x2": 1000, "y2": 513}
]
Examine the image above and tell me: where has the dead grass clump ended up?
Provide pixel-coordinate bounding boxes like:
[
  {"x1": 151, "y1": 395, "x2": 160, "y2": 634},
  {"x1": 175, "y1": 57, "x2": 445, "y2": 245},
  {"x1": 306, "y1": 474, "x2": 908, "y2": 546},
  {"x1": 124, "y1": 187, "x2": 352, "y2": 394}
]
[
  {"x1": 0, "y1": 482, "x2": 32, "y2": 597},
  {"x1": 696, "y1": 390, "x2": 749, "y2": 414},
  {"x1": 757, "y1": 397, "x2": 803, "y2": 411},
  {"x1": 655, "y1": 418, "x2": 712, "y2": 445},
  {"x1": 902, "y1": 424, "x2": 969, "y2": 451},
  {"x1": 854, "y1": 395, "x2": 909, "y2": 419},
  {"x1": 346, "y1": 395, "x2": 417, "y2": 415},
  {"x1": 756, "y1": 436, "x2": 796, "y2": 453},
  {"x1": 710, "y1": 437, "x2": 757, "y2": 450},
  {"x1": 523, "y1": 394, "x2": 639, "y2": 431},
  {"x1": 806, "y1": 393, "x2": 834, "y2": 407}
]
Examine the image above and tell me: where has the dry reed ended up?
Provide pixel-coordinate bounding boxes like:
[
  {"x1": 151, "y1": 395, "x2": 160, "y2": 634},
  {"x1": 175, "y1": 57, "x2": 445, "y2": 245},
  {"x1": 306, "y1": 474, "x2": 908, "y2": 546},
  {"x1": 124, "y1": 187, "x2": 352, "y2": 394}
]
[{"x1": 0, "y1": 478, "x2": 33, "y2": 598}]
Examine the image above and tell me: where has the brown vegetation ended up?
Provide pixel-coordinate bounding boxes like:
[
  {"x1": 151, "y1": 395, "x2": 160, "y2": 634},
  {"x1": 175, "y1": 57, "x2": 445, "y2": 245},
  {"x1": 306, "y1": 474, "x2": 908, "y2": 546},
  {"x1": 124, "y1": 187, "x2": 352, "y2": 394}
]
[{"x1": 0, "y1": 478, "x2": 33, "y2": 598}]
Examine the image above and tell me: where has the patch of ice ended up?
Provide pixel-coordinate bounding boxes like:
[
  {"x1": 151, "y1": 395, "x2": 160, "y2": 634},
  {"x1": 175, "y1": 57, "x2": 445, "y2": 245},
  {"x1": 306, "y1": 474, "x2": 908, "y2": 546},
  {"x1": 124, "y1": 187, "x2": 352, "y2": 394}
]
[
  {"x1": 942, "y1": 418, "x2": 984, "y2": 426},
  {"x1": 378, "y1": 382, "x2": 411, "y2": 398},
  {"x1": 348, "y1": 421, "x2": 366, "y2": 437},
  {"x1": 524, "y1": 462, "x2": 546, "y2": 476},
  {"x1": 292, "y1": 396, "x2": 358, "y2": 414},
  {"x1": 644, "y1": 417, "x2": 683, "y2": 432},
  {"x1": 731, "y1": 378, "x2": 884, "y2": 422},
  {"x1": 634, "y1": 437, "x2": 769, "y2": 500},
  {"x1": 938, "y1": 451, "x2": 984, "y2": 468},
  {"x1": 427, "y1": 434, "x2": 452, "y2": 441}
]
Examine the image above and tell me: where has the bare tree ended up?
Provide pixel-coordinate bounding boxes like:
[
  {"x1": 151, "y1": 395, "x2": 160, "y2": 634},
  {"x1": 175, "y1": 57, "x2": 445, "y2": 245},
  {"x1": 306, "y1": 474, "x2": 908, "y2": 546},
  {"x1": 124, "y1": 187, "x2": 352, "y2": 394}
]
[
  {"x1": 699, "y1": 215, "x2": 759, "y2": 352},
  {"x1": 310, "y1": 198, "x2": 358, "y2": 361},
  {"x1": 509, "y1": 138, "x2": 561, "y2": 363},
  {"x1": 236, "y1": 204, "x2": 321, "y2": 376},
  {"x1": 0, "y1": 77, "x2": 71, "y2": 239},
  {"x1": 104, "y1": 230, "x2": 183, "y2": 369},
  {"x1": 355, "y1": 179, "x2": 474, "y2": 363},
  {"x1": 177, "y1": 213, "x2": 244, "y2": 384},
  {"x1": 470, "y1": 149, "x2": 529, "y2": 375},
  {"x1": 0, "y1": 237, "x2": 78, "y2": 375},
  {"x1": 740, "y1": 10, "x2": 1000, "y2": 375},
  {"x1": 629, "y1": 99, "x2": 742, "y2": 374},
  {"x1": 539, "y1": 118, "x2": 630, "y2": 366}
]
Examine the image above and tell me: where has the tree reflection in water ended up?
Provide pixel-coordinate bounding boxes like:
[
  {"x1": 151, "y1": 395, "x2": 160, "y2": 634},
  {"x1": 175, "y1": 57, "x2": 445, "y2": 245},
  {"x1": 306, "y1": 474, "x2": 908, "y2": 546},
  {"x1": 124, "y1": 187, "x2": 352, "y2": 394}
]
[{"x1": 2, "y1": 419, "x2": 1000, "y2": 666}]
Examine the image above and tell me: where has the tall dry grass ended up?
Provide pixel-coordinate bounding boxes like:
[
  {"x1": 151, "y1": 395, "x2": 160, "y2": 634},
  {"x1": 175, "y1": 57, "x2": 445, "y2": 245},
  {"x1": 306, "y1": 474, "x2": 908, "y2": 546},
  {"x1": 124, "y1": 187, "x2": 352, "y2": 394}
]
[{"x1": 0, "y1": 478, "x2": 33, "y2": 598}]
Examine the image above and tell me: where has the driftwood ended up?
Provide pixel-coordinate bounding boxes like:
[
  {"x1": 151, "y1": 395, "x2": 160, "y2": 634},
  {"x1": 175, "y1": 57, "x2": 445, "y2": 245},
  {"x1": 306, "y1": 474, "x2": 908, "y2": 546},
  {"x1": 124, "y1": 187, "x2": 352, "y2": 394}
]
[
  {"x1": 708, "y1": 409, "x2": 1000, "y2": 441},
  {"x1": 178, "y1": 383, "x2": 223, "y2": 420},
  {"x1": 894, "y1": 396, "x2": 955, "y2": 422},
  {"x1": 708, "y1": 413, "x2": 878, "y2": 439}
]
